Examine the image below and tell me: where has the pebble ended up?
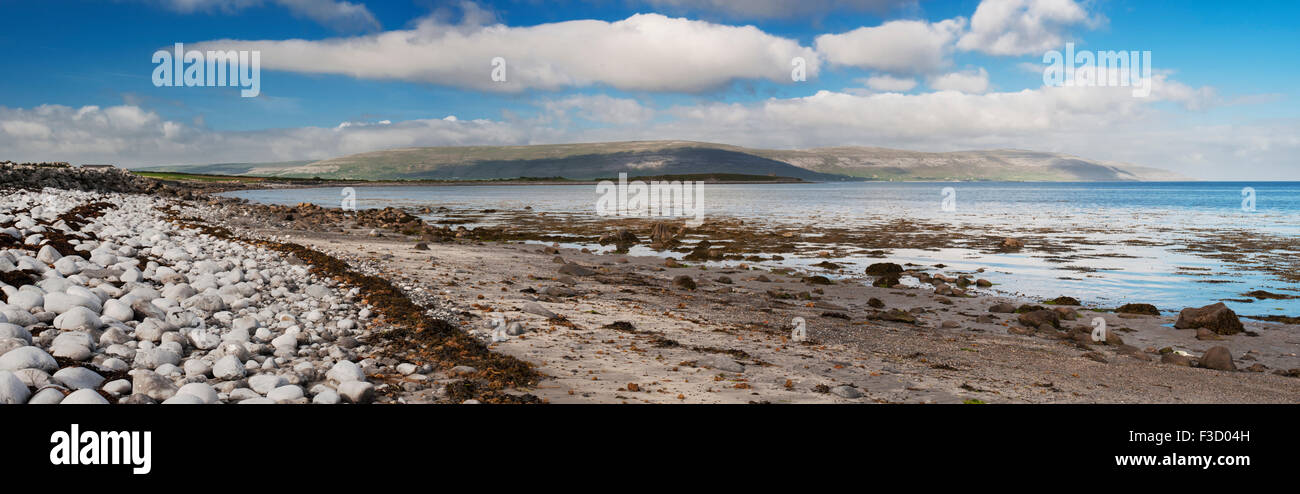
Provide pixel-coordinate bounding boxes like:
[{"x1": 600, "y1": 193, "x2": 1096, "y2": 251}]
[
  {"x1": 0, "y1": 370, "x2": 31, "y2": 404},
  {"x1": 338, "y1": 381, "x2": 375, "y2": 403},
  {"x1": 53, "y1": 367, "x2": 105, "y2": 390},
  {"x1": 0, "y1": 346, "x2": 58, "y2": 372},
  {"x1": 62, "y1": 389, "x2": 111, "y2": 404}
]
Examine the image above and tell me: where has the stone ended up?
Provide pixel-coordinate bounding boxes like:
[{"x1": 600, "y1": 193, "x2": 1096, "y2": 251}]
[
  {"x1": 0, "y1": 346, "x2": 58, "y2": 372},
  {"x1": 43, "y1": 292, "x2": 96, "y2": 314},
  {"x1": 558, "y1": 263, "x2": 597, "y2": 277},
  {"x1": 188, "y1": 328, "x2": 221, "y2": 350},
  {"x1": 213, "y1": 355, "x2": 246, "y2": 380},
  {"x1": 249, "y1": 374, "x2": 287, "y2": 394},
  {"x1": 1116, "y1": 303, "x2": 1160, "y2": 316},
  {"x1": 102, "y1": 379, "x2": 131, "y2": 396},
  {"x1": 829, "y1": 385, "x2": 863, "y2": 399},
  {"x1": 130, "y1": 369, "x2": 178, "y2": 401},
  {"x1": 0, "y1": 323, "x2": 31, "y2": 344},
  {"x1": 327, "y1": 360, "x2": 365, "y2": 383},
  {"x1": 101, "y1": 299, "x2": 134, "y2": 322},
  {"x1": 1161, "y1": 352, "x2": 1192, "y2": 366},
  {"x1": 864, "y1": 263, "x2": 903, "y2": 276},
  {"x1": 53, "y1": 306, "x2": 103, "y2": 331},
  {"x1": 522, "y1": 301, "x2": 558, "y2": 319},
  {"x1": 53, "y1": 367, "x2": 105, "y2": 390},
  {"x1": 184, "y1": 359, "x2": 212, "y2": 378},
  {"x1": 698, "y1": 355, "x2": 744, "y2": 373},
  {"x1": 7, "y1": 291, "x2": 43, "y2": 311},
  {"x1": 338, "y1": 381, "x2": 374, "y2": 403},
  {"x1": 61, "y1": 389, "x2": 110, "y2": 405},
  {"x1": 672, "y1": 275, "x2": 697, "y2": 291},
  {"x1": 267, "y1": 385, "x2": 304, "y2": 402},
  {"x1": 29, "y1": 387, "x2": 68, "y2": 404},
  {"x1": 162, "y1": 393, "x2": 206, "y2": 404},
  {"x1": 1199, "y1": 346, "x2": 1236, "y2": 371},
  {"x1": 0, "y1": 370, "x2": 30, "y2": 404},
  {"x1": 312, "y1": 389, "x2": 341, "y2": 404},
  {"x1": 176, "y1": 382, "x2": 219, "y2": 404},
  {"x1": 1017, "y1": 310, "x2": 1060, "y2": 329},
  {"x1": 1175, "y1": 303, "x2": 1243, "y2": 335}
]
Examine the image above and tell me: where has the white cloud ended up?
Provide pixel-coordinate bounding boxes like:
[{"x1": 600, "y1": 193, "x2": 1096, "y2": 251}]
[
  {"x1": 860, "y1": 75, "x2": 918, "y2": 92},
  {"x1": 2, "y1": 76, "x2": 1281, "y2": 180},
  {"x1": 542, "y1": 95, "x2": 656, "y2": 125},
  {"x1": 638, "y1": 0, "x2": 918, "y2": 19},
  {"x1": 193, "y1": 13, "x2": 819, "y2": 93},
  {"x1": 928, "y1": 68, "x2": 990, "y2": 93},
  {"x1": 151, "y1": 0, "x2": 380, "y2": 32},
  {"x1": 957, "y1": 0, "x2": 1099, "y2": 56},
  {"x1": 815, "y1": 19, "x2": 966, "y2": 74}
]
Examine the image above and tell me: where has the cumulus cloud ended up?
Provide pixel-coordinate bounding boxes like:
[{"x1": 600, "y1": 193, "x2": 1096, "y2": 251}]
[
  {"x1": 860, "y1": 75, "x2": 918, "y2": 92},
  {"x1": 815, "y1": 19, "x2": 966, "y2": 74},
  {"x1": 637, "y1": 0, "x2": 918, "y2": 19},
  {"x1": 150, "y1": 0, "x2": 380, "y2": 32},
  {"x1": 192, "y1": 13, "x2": 819, "y2": 93},
  {"x1": 928, "y1": 68, "x2": 990, "y2": 93},
  {"x1": 542, "y1": 95, "x2": 656, "y2": 125},
  {"x1": 957, "y1": 0, "x2": 1100, "y2": 56}
]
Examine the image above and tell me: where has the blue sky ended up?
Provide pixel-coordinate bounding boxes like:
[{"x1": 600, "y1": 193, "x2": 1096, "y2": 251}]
[{"x1": 1, "y1": 0, "x2": 1297, "y2": 179}]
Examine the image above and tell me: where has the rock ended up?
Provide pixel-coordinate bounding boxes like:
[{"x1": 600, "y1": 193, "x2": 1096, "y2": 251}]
[
  {"x1": 37, "y1": 245, "x2": 62, "y2": 264},
  {"x1": 988, "y1": 303, "x2": 1016, "y2": 313},
  {"x1": 326, "y1": 360, "x2": 365, "y2": 383},
  {"x1": 698, "y1": 355, "x2": 744, "y2": 373},
  {"x1": 61, "y1": 389, "x2": 110, "y2": 405},
  {"x1": 449, "y1": 365, "x2": 477, "y2": 376},
  {"x1": 1000, "y1": 238, "x2": 1025, "y2": 249},
  {"x1": 413, "y1": 242, "x2": 429, "y2": 251},
  {"x1": 183, "y1": 359, "x2": 212, "y2": 378},
  {"x1": 312, "y1": 389, "x2": 340, "y2": 404},
  {"x1": 1116, "y1": 303, "x2": 1160, "y2": 316},
  {"x1": 267, "y1": 385, "x2": 304, "y2": 402},
  {"x1": 43, "y1": 292, "x2": 96, "y2": 314},
  {"x1": 0, "y1": 346, "x2": 58, "y2": 372},
  {"x1": 867, "y1": 298, "x2": 885, "y2": 309},
  {"x1": 672, "y1": 275, "x2": 697, "y2": 291},
  {"x1": 29, "y1": 387, "x2": 68, "y2": 404},
  {"x1": 1195, "y1": 328, "x2": 1222, "y2": 341},
  {"x1": 1174, "y1": 303, "x2": 1243, "y2": 335},
  {"x1": 161, "y1": 394, "x2": 206, "y2": 404},
  {"x1": 338, "y1": 381, "x2": 375, "y2": 403},
  {"x1": 188, "y1": 329, "x2": 221, "y2": 350},
  {"x1": 0, "y1": 370, "x2": 30, "y2": 404},
  {"x1": 1017, "y1": 310, "x2": 1060, "y2": 329},
  {"x1": 395, "y1": 363, "x2": 418, "y2": 375},
  {"x1": 212, "y1": 355, "x2": 246, "y2": 380},
  {"x1": 522, "y1": 301, "x2": 558, "y2": 319},
  {"x1": 864, "y1": 263, "x2": 903, "y2": 276},
  {"x1": 0, "y1": 324, "x2": 31, "y2": 344},
  {"x1": 1161, "y1": 353, "x2": 1192, "y2": 366},
  {"x1": 1047, "y1": 296, "x2": 1081, "y2": 306},
  {"x1": 1199, "y1": 346, "x2": 1236, "y2": 371},
  {"x1": 829, "y1": 385, "x2": 863, "y2": 399},
  {"x1": 134, "y1": 347, "x2": 180, "y2": 369},
  {"x1": 53, "y1": 306, "x2": 103, "y2": 331},
  {"x1": 249, "y1": 374, "x2": 287, "y2": 394},
  {"x1": 597, "y1": 229, "x2": 638, "y2": 252},
  {"x1": 102, "y1": 379, "x2": 132, "y2": 396},
  {"x1": 7, "y1": 291, "x2": 43, "y2": 311},
  {"x1": 101, "y1": 299, "x2": 134, "y2": 322},
  {"x1": 872, "y1": 273, "x2": 901, "y2": 288},
  {"x1": 53, "y1": 367, "x2": 104, "y2": 390},
  {"x1": 176, "y1": 382, "x2": 218, "y2": 404},
  {"x1": 130, "y1": 369, "x2": 178, "y2": 401},
  {"x1": 558, "y1": 263, "x2": 597, "y2": 277}
]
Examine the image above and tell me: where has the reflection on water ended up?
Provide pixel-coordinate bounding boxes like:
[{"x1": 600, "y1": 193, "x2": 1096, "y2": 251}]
[{"x1": 222, "y1": 182, "x2": 1300, "y2": 315}]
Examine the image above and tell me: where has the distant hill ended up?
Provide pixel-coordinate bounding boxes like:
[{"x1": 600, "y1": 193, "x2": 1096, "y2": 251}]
[{"x1": 140, "y1": 141, "x2": 1185, "y2": 182}]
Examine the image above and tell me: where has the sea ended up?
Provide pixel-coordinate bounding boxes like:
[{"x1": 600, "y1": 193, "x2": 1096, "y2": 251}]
[{"x1": 222, "y1": 181, "x2": 1300, "y2": 317}]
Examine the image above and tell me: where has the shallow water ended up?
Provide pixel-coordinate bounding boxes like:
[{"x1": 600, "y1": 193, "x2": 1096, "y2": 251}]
[{"x1": 223, "y1": 181, "x2": 1300, "y2": 315}]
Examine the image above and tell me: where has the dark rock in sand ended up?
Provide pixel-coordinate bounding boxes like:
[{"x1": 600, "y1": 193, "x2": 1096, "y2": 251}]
[
  {"x1": 1017, "y1": 310, "x2": 1060, "y2": 329},
  {"x1": 1245, "y1": 363, "x2": 1268, "y2": 373},
  {"x1": 755, "y1": 275, "x2": 771, "y2": 283},
  {"x1": 867, "y1": 298, "x2": 885, "y2": 309},
  {"x1": 542, "y1": 286, "x2": 577, "y2": 297},
  {"x1": 1081, "y1": 351, "x2": 1108, "y2": 363},
  {"x1": 872, "y1": 273, "x2": 901, "y2": 288},
  {"x1": 803, "y1": 275, "x2": 833, "y2": 285},
  {"x1": 649, "y1": 221, "x2": 683, "y2": 248},
  {"x1": 1161, "y1": 353, "x2": 1192, "y2": 367},
  {"x1": 1199, "y1": 346, "x2": 1236, "y2": 371},
  {"x1": 673, "y1": 275, "x2": 697, "y2": 291},
  {"x1": 558, "y1": 263, "x2": 597, "y2": 277},
  {"x1": 1052, "y1": 307, "x2": 1079, "y2": 321},
  {"x1": 999, "y1": 238, "x2": 1025, "y2": 250},
  {"x1": 1195, "y1": 328, "x2": 1222, "y2": 341},
  {"x1": 872, "y1": 309, "x2": 916, "y2": 324},
  {"x1": 1174, "y1": 302, "x2": 1243, "y2": 335},
  {"x1": 1116, "y1": 303, "x2": 1160, "y2": 316},
  {"x1": 975, "y1": 279, "x2": 993, "y2": 287},
  {"x1": 864, "y1": 263, "x2": 903, "y2": 276},
  {"x1": 715, "y1": 276, "x2": 733, "y2": 284},
  {"x1": 1048, "y1": 296, "x2": 1081, "y2": 306},
  {"x1": 988, "y1": 303, "x2": 1016, "y2": 313},
  {"x1": 412, "y1": 242, "x2": 429, "y2": 251},
  {"x1": 597, "y1": 229, "x2": 639, "y2": 252},
  {"x1": 975, "y1": 314, "x2": 995, "y2": 324}
]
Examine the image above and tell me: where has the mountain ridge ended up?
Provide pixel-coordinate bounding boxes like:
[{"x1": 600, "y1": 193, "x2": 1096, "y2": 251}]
[{"x1": 139, "y1": 140, "x2": 1186, "y2": 182}]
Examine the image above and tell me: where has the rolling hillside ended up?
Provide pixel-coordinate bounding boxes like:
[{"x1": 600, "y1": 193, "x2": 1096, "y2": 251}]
[{"x1": 140, "y1": 141, "x2": 1185, "y2": 182}]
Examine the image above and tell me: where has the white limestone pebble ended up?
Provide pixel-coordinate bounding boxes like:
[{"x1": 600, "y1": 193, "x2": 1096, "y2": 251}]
[
  {"x1": 62, "y1": 388, "x2": 111, "y2": 404},
  {"x1": 0, "y1": 346, "x2": 58, "y2": 372},
  {"x1": 53, "y1": 367, "x2": 105, "y2": 390},
  {"x1": 338, "y1": 381, "x2": 375, "y2": 403},
  {"x1": 212, "y1": 355, "x2": 246, "y2": 380},
  {"x1": 326, "y1": 360, "x2": 364, "y2": 383},
  {"x1": 267, "y1": 385, "x2": 304, "y2": 402},
  {"x1": 0, "y1": 370, "x2": 31, "y2": 404},
  {"x1": 175, "y1": 382, "x2": 218, "y2": 404}
]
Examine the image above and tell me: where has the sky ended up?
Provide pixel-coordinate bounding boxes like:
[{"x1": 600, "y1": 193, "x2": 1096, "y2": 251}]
[{"x1": 0, "y1": 0, "x2": 1297, "y2": 179}]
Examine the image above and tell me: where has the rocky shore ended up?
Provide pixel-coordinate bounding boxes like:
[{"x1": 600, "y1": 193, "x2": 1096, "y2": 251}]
[
  {"x1": 1, "y1": 168, "x2": 537, "y2": 405},
  {"x1": 3, "y1": 165, "x2": 1299, "y2": 404}
]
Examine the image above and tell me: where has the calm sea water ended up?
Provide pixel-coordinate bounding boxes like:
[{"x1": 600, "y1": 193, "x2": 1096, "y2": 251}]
[{"x1": 223, "y1": 182, "x2": 1300, "y2": 316}]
